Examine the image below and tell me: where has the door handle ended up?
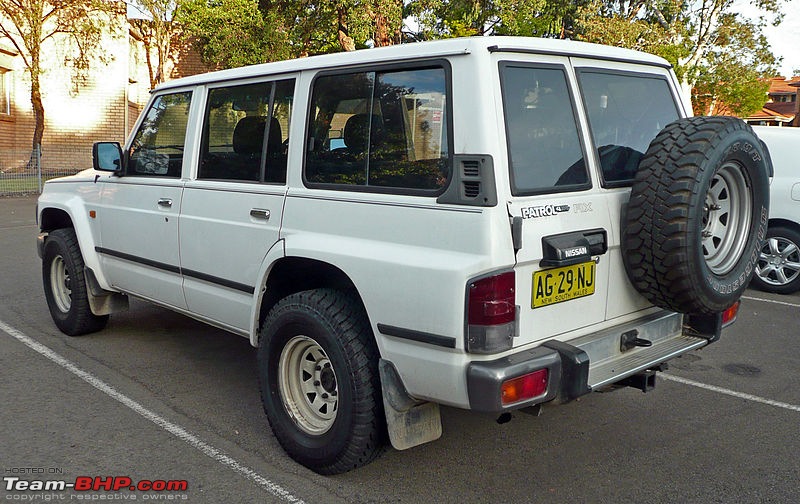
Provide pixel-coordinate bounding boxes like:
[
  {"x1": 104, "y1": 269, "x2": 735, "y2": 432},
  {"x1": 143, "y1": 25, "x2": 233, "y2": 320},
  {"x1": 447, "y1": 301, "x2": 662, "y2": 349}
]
[
  {"x1": 250, "y1": 208, "x2": 270, "y2": 221},
  {"x1": 157, "y1": 198, "x2": 173, "y2": 208}
]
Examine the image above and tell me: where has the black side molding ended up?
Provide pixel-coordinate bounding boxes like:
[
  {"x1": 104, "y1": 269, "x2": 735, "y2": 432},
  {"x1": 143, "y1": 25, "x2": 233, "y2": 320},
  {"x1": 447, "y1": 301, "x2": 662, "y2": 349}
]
[{"x1": 377, "y1": 323, "x2": 456, "y2": 349}]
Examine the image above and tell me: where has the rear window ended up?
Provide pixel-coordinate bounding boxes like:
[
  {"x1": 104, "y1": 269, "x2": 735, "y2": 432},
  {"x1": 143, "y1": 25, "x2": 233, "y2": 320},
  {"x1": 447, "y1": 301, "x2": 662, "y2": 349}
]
[
  {"x1": 577, "y1": 70, "x2": 680, "y2": 186},
  {"x1": 500, "y1": 64, "x2": 589, "y2": 195}
]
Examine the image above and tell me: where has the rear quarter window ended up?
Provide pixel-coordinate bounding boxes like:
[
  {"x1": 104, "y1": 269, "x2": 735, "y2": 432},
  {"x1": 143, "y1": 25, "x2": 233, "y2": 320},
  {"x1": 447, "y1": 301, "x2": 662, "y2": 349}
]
[{"x1": 304, "y1": 65, "x2": 451, "y2": 194}]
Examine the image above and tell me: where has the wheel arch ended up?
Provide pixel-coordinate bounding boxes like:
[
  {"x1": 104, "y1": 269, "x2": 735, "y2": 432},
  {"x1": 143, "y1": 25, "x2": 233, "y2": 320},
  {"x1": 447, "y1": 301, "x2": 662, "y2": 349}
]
[
  {"x1": 252, "y1": 256, "x2": 370, "y2": 347},
  {"x1": 38, "y1": 201, "x2": 111, "y2": 291},
  {"x1": 768, "y1": 218, "x2": 800, "y2": 234},
  {"x1": 40, "y1": 207, "x2": 74, "y2": 232}
]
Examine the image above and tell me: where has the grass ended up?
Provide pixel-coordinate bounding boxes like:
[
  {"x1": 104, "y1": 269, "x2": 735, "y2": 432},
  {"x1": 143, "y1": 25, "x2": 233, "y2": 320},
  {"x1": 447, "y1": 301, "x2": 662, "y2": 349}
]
[{"x1": 0, "y1": 174, "x2": 70, "y2": 195}]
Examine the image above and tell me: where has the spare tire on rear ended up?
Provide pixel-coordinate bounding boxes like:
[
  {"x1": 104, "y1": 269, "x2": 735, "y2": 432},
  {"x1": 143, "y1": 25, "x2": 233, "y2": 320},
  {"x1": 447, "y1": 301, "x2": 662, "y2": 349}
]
[{"x1": 622, "y1": 116, "x2": 770, "y2": 314}]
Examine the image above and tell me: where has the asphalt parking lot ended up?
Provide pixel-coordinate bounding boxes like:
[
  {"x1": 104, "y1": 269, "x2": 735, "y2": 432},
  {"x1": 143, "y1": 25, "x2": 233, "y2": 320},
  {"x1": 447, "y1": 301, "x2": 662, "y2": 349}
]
[{"x1": 1, "y1": 194, "x2": 798, "y2": 503}]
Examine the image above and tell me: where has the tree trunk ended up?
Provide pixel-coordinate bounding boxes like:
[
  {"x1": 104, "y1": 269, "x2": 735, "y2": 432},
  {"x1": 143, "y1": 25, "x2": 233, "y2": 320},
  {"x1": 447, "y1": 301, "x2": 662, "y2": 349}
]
[
  {"x1": 30, "y1": 59, "x2": 45, "y2": 162},
  {"x1": 337, "y1": 8, "x2": 355, "y2": 51}
]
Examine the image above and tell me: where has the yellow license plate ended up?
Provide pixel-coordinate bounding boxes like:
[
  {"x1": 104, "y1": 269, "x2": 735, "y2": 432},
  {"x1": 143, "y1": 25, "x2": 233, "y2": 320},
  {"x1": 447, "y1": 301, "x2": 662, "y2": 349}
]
[{"x1": 532, "y1": 261, "x2": 596, "y2": 308}]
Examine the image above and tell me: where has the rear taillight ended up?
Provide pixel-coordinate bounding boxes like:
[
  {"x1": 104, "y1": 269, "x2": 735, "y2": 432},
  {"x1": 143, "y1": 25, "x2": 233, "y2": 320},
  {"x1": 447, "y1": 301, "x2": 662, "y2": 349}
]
[
  {"x1": 466, "y1": 271, "x2": 517, "y2": 353},
  {"x1": 501, "y1": 369, "x2": 548, "y2": 405},
  {"x1": 722, "y1": 301, "x2": 740, "y2": 326}
]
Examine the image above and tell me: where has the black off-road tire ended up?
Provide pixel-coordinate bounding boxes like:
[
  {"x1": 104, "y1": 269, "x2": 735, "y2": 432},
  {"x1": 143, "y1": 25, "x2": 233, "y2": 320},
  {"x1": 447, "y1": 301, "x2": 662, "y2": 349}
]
[
  {"x1": 42, "y1": 228, "x2": 109, "y2": 335},
  {"x1": 751, "y1": 225, "x2": 800, "y2": 295},
  {"x1": 258, "y1": 288, "x2": 386, "y2": 475},
  {"x1": 623, "y1": 116, "x2": 770, "y2": 314}
]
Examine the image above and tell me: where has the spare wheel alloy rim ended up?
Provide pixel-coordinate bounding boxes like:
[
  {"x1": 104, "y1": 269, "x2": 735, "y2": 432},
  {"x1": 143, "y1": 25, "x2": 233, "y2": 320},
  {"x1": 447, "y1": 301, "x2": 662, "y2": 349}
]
[
  {"x1": 278, "y1": 335, "x2": 339, "y2": 435},
  {"x1": 701, "y1": 161, "x2": 753, "y2": 275}
]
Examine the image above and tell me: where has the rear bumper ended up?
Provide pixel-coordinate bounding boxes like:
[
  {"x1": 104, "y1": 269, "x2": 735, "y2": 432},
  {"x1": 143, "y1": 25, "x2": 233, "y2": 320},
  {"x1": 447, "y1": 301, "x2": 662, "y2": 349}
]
[{"x1": 466, "y1": 310, "x2": 720, "y2": 413}]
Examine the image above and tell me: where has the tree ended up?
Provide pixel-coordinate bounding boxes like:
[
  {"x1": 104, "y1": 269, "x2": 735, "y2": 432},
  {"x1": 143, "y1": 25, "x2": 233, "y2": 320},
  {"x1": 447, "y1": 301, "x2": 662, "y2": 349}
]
[
  {"x1": 403, "y1": 0, "x2": 587, "y2": 40},
  {"x1": 178, "y1": 0, "x2": 404, "y2": 70},
  {"x1": 0, "y1": 0, "x2": 116, "y2": 157},
  {"x1": 128, "y1": 0, "x2": 180, "y2": 89},
  {"x1": 176, "y1": 0, "x2": 290, "y2": 68},
  {"x1": 690, "y1": 13, "x2": 775, "y2": 116},
  {"x1": 574, "y1": 0, "x2": 779, "y2": 117}
]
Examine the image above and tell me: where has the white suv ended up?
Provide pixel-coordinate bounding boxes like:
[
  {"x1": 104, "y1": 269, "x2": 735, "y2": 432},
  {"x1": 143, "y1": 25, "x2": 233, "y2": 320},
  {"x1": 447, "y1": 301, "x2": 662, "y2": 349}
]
[{"x1": 37, "y1": 37, "x2": 770, "y2": 474}]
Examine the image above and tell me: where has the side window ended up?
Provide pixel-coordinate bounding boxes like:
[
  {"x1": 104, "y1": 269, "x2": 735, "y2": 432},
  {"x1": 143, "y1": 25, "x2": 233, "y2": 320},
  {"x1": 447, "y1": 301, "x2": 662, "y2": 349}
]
[
  {"x1": 305, "y1": 66, "x2": 449, "y2": 192},
  {"x1": 199, "y1": 79, "x2": 294, "y2": 183},
  {"x1": 577, "y1": 70, "x2": 679, "y2": 186},
  {"x1": 128, "y1": 91, "x2": 192, "y2": 177},
  {"x1": 500, "y1": 64, "x2": 588, "y2": 195}
]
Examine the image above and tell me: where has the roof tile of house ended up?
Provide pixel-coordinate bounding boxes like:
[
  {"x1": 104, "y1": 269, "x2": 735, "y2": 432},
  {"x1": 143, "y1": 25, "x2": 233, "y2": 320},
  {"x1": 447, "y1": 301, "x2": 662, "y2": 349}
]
[
  {"x1": 748, "y1": 101, "x2": 796, "y2": 120},
  {"x1": 769, "y1": 76, "x2": 800, "y2": 95}
]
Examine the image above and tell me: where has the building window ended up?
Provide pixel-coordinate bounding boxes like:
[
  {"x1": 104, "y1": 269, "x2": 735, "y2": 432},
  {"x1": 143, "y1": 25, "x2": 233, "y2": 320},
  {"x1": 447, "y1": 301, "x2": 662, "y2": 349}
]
[{"x1": 0, "y1": 68, "x2": 9, "y2": 115}]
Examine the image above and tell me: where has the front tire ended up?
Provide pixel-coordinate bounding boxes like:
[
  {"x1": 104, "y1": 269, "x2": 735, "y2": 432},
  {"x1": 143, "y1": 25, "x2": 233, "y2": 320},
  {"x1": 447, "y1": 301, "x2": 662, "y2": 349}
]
[
  {"x1": 258, "y1": 289, "x2": 385, "y2": 474},
  {"x1": 42, "y1": 228, "x2": 109, "y2": 335}
]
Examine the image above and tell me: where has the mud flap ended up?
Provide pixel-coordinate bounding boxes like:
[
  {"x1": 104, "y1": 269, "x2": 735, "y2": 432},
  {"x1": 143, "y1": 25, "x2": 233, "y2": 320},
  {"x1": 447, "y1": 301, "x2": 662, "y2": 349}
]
[
  {"x1": 84, "y1": 267, "x2": 129, "y2": 316},
  {"x1": 379, "y1": 359, "x2": 442, "y2": 451}
]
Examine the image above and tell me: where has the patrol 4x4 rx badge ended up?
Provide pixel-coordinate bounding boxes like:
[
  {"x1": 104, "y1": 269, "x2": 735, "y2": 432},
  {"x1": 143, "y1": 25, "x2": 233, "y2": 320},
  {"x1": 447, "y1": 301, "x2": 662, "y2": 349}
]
[{"x1": 521, "y1": 204, "x2": 570, "y2": 219}]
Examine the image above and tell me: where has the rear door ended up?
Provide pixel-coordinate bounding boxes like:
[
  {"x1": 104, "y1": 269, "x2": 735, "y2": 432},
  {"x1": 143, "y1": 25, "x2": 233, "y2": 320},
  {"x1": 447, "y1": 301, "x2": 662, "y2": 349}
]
[
  {"x1": 499, "y1": 57, "x2": 614, "y2": 344},
  {"x1": 570, "y1": 60, "x2": 684, "y2": 320},
  {"x1": 178, "y1": 78, "x2": 295, "y2": 332},
  {"x1": 499, "y1": 56, "x2": 685, "y2": 345}
]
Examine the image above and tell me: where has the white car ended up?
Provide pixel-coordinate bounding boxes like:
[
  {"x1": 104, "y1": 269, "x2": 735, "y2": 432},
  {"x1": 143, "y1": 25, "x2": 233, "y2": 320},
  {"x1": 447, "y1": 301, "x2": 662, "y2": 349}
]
[
  {"x1": 36, "y1": 37, "x2": 770, "y2": 474},
  {"x1": 752, "y1": 126, "x2": 800, "y2": 294}
]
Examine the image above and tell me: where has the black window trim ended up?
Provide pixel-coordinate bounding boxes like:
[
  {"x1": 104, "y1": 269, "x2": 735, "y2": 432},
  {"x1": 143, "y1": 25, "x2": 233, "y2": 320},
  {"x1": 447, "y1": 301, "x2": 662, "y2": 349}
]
[
  {"x1": 498, "y1": 60, "x2": 593, "y2": 197},
  {"x1": 574, "y1": 67, "x2": 682, "y2": 189},
  {"x1": 302, "y1": 59, "x2": 454, "y2": 197}
]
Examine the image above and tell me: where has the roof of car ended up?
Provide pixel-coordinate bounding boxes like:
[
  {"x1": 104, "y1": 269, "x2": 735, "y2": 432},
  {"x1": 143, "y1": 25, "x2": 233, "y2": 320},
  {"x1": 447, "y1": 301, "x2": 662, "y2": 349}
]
[{"x1": 155, "y1": 36, "x2": 672, "y2": 92}]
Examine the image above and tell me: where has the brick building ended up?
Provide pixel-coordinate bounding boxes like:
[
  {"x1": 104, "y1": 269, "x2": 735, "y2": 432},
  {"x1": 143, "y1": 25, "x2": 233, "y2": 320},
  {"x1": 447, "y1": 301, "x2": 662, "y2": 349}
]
[{"x1": 0, "y1": 8, "x2": 207, "y2": 175}]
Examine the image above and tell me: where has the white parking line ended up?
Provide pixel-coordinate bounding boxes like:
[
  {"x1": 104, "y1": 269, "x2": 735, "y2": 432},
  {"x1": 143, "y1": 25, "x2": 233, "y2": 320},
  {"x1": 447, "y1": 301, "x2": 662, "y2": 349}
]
[
  {"x1": 662, "y1": 374, "x2": 800, "y2": 413},
  {"x1": 0, "y1": 319, "x2": 306, "y2": 504},
  {"x1": 741, "y1": 295, "x2": 800, "y2": 309}
]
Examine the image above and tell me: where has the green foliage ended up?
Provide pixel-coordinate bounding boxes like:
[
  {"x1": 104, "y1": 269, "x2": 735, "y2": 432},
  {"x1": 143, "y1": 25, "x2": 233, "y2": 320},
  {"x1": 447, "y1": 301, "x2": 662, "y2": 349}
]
[
  {"x1": 404, "y1": 0, "x2": 577, "y2": 39},
  {"x1": 572, "y1": 0, "x2": 779, "y2": 117},
  {"x1": 691, "y1": 13, "x2": 777, "y2": 116},
  {"x1": 177, "y1": 0, "x2": 405, "y2": 68},
  {"x1": 176, "y1": 0, "x2": 290, "y2": 68},
  {"x1": 172, "y1": 0, "x2": 777, "y2": 119}
]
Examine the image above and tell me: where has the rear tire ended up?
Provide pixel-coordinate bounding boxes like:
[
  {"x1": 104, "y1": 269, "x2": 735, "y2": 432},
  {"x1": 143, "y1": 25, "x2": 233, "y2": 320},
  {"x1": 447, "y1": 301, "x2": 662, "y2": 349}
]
[
  {"x1": 623, "y1": 117, "x2": 770, "y2": 314},
  {"x1": 42, "y1": 228, "x2": 109, "y2": 335},
  {"x1": 751, "y1": 225, "x2": 800, "y2": 294},
  {"x1": 258, "y1": 288, "x2": 385, "y2": 474}
]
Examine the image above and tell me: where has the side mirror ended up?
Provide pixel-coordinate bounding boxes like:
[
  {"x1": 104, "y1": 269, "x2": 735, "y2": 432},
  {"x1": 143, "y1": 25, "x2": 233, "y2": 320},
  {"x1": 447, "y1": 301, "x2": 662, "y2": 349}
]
[{"x1": 92, "y1": 142, "x2": 123, "y2": 173}]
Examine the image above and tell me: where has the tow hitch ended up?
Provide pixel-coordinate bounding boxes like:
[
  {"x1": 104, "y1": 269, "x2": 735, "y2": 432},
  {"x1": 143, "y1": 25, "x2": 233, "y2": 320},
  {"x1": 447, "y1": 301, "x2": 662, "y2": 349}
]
[
  {"x1": 617, "y1": 363, "x2": 668, "y2": 393},
  {"x1": 618, "y1": 370, "x2": 657, "y2": 392}
]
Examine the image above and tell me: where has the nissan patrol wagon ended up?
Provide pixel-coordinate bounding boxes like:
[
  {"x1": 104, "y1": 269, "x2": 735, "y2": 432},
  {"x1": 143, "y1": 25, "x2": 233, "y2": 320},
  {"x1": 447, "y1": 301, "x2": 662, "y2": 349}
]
[{"x1": 37, "y1": 36, "x2": 770, "y2": 474}]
